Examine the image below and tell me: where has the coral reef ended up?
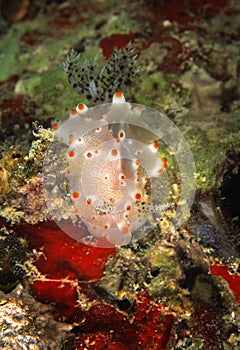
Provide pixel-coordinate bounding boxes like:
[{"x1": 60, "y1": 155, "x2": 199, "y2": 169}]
[
  {"x1": 0, "y1": 226, "x2": 28, "y2": 293},
  {"x1": 0, "y1": 126, "x2": 52, "y2": 224},
  {"x1": 17, "y1": 222, "x2": 174, "y2": 349},
  {"x1": 0, "y1": 0, "x2": 240, "y2": 349},
  {"x1": 0, "y1": 284, "x2": 72, "y2": 349}
]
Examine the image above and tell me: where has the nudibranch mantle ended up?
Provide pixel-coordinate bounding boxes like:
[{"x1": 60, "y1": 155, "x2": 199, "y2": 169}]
[{"x1": 43, "y1": 92, "x2": 196, "y2": 247}]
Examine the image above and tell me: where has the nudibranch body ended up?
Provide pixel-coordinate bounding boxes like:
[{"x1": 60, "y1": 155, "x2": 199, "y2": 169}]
[
  {"x1": 44, "y1": 91, "x2": 196, "y2": 247},
  {"x1": 50, "y1": 92, "x2": 169, "y2": 246}
]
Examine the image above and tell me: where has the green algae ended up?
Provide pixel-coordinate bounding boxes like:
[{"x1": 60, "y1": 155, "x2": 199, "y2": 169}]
[
  {"x1": 183, "y1": 111, "x2": 240, "y2": 189},
  {"x1": 147, "y1": 246, "x2": 187, "y2": 309},
  {"x1": 18, "y1": 66, "x2": 81, "y2": 119},
  {"x1": 15, "y1": 47, "x2": 103, "y2": 120},
  {"x1": 0, "y1": 10, "x2": 95, "y2": 81},
  {"x1": 132, "y1": 66, "x2": 238, "y2": 192},
  {"x1": 0, "y1": 26, "x2": 28, "y2": 81},
  {"x1": 0, "y1": 11, "x2": 95, "y2": 115},
  {"x1": 134, "y1": 71, "x2": 167, "y2": 106}
]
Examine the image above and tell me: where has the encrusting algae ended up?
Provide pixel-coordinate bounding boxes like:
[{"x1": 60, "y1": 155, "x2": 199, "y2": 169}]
[{"x1": 0, "y1": 1, "x2": 240, "y2": 348}]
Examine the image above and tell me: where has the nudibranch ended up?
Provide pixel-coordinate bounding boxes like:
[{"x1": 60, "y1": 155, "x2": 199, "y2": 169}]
[{"x1": 43, "y1": 92, "x2": 196, "y2": 247}]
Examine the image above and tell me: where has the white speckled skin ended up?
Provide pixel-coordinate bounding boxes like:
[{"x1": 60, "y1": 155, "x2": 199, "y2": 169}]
[
  {"x1": 51, "y1": 92, "x2": 167, "y2": 245},
  {"x1": 46, "y1": 91, "x2": 196, "y2": 247}
]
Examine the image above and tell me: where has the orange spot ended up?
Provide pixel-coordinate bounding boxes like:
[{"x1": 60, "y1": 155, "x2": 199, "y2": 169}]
[
  {"x1": 72, "y1": 108, "x2": 77, "y2": 115},
  {"x1": 119, "y1": 131, "x2": 124, "y2": 139},
  {"x1": 121, "y1": 227, "x2": 129, "y2": 234},
  {"x1": 158, "y1": 169, "x2": 164, "y2": 176},
  {"x1": 144, "y1": 177, "x2": 149, "y2": 182},
  {"x1": 66, "y1": 169, "x2": 70, "y2": 175},
  {"x1": 115, "y1": 91, "x2": 122, "y2": 98},
  {"x1": 104, "y1": 224, "x2": 109, "y2": 229},
  {"x1": 72, "y1": 192, "x2": 79, "y2": 199},
  {"x1": 69, "y1": 150, "x2": 75, "y2": 157},
  {"x1": 52, "y1": 123, "x2": 59, "y2": 130},
  {"x1": 87, "y1": 152, "x2": 92, "y2": 158},
  {"x1": 86, "y1": 198, "x2": 92, "y2": 205},
  {"x1": 163, "y1": 163, "x2": 168, "y2": 169},
  {"x1": 146, "y1": 195, "x2": 152, "y2": 202},
  {"x1": 126, "y1": 205, "x2": 131, "y2": 211},
  {"x1": 78, "y1": 103, "x2": 84, "y2": 110},
  {"x1": 135, "y1": 193, "x2": 141, "y2": 200},
  {"x1": 69, "y1": 134, "x2": 74, "y2": 140},
  {"x1": 111, "y1": 149, "x2": 118, "y2": 156},
  {"x1": 162, "y1": 157, "x2": 168, "y2": 163},
  {"x1": 120, "y1": 174, "x2": 125, "y2": 180},
  {"x1": 135, "y1": 159, "x2": 141, "y2": 166},
  {"x1": 153, "y1": 140, "x2": 159, "y2": 149}
]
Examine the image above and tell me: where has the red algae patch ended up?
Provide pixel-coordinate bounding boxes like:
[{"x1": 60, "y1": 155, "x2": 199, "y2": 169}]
[
  {"x1": 211, "y1": 264, "x2": 240, "y2": 303},
  {"x1": 18, "y1": 221, "x2": 116, "y2": 321},
  {"x1": 72, "y1": 291, "x2": 174, "y2": 350},
  {"x1": 17, "y1": 222, "x2": 174, "y2": 350},
  {"x1": 0, "y1": 95, "x2": 26, "y2": 118},
  {"x1": 100, "y1": 33, "x2": 136, "y2": 58},
  {"x1": 19, "y1": 221, "x2": 116, "y2": 280},
  {"x1": 131, "y1": 0, "x2": 228, "y2": 29},
  {"x1": 21, "y1": 29, "x2": 41, "y2": 47}
]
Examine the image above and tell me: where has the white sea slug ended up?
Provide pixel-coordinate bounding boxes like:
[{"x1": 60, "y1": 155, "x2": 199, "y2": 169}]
[{"x1": 44, "y1": 92, "x2": 196, "y2": 247}]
